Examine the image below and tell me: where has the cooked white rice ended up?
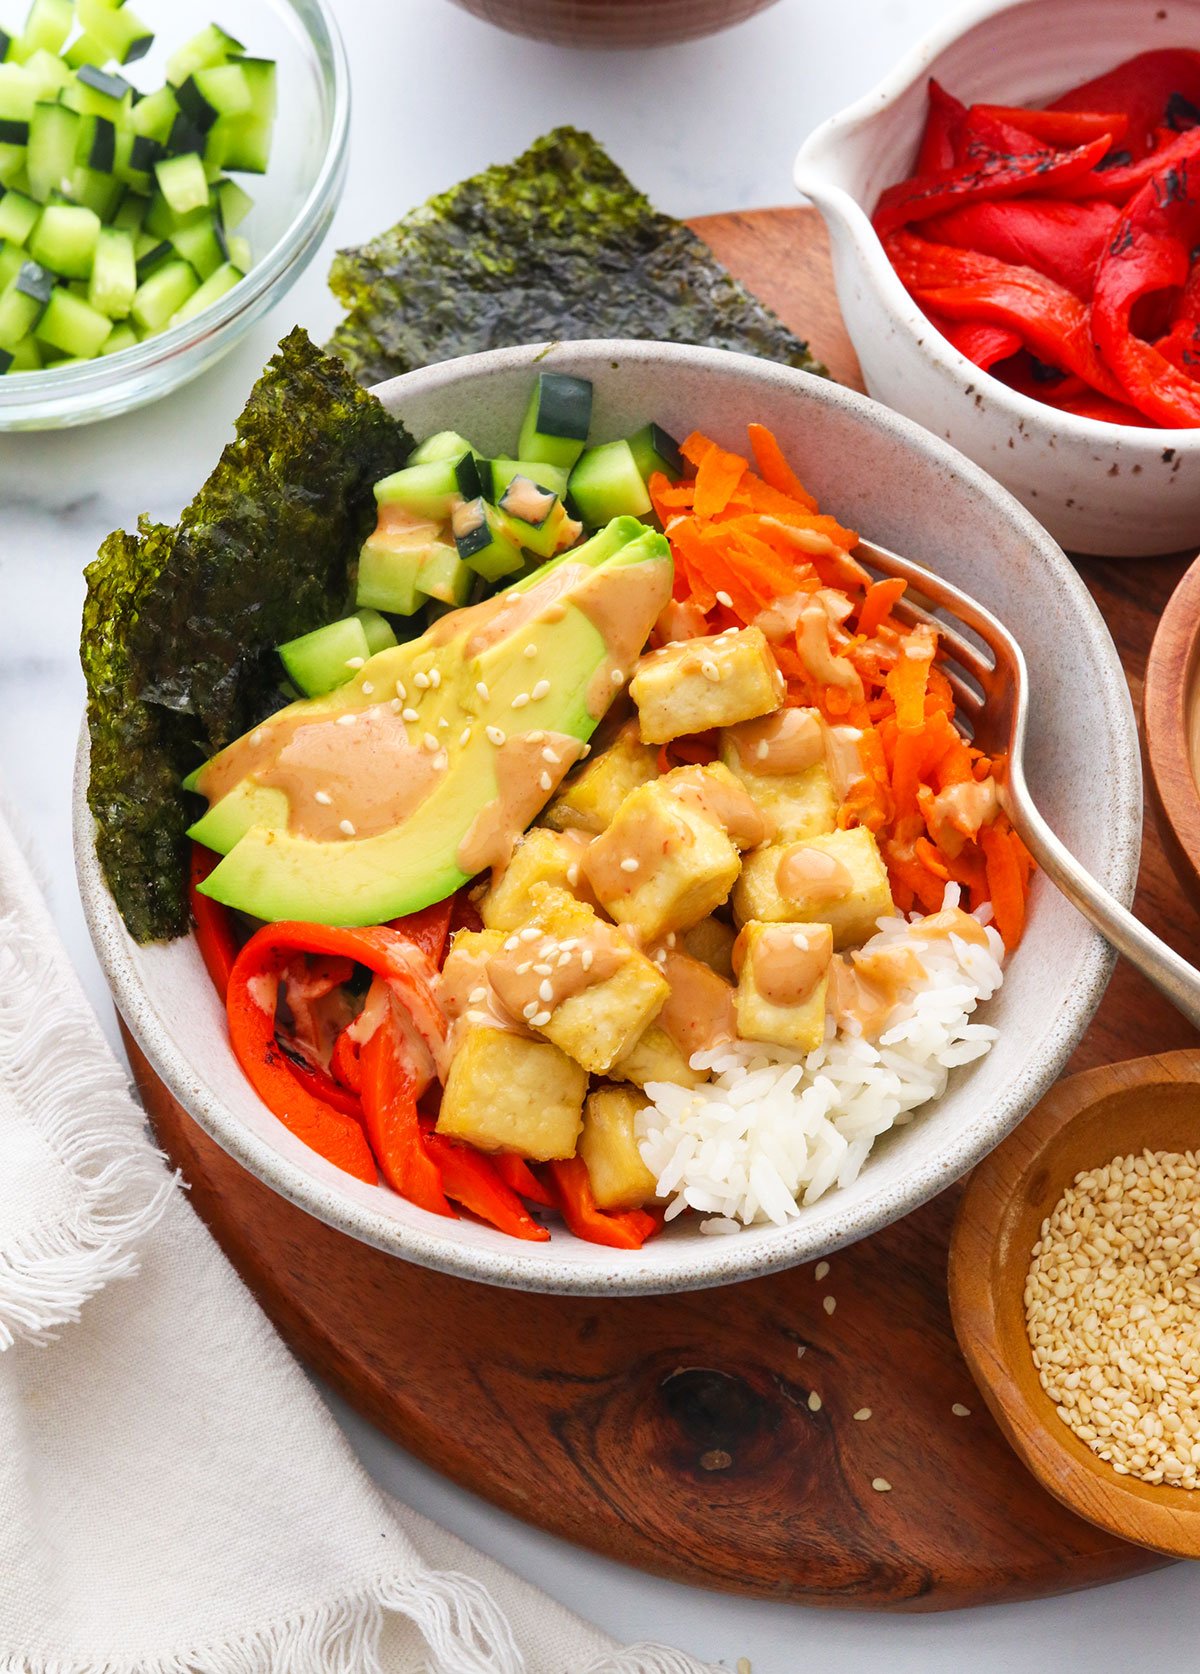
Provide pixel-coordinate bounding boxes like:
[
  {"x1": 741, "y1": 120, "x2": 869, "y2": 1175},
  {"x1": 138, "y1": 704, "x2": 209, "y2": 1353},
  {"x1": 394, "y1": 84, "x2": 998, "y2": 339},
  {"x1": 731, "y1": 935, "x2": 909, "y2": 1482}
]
[{"x1": 636, "y1": 885, "x2": 1005, "y2": 1232}]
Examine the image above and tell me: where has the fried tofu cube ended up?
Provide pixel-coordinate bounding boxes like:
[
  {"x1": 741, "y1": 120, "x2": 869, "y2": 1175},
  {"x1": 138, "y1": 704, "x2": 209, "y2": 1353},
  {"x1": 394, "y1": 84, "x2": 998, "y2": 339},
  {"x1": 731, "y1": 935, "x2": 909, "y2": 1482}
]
[
  {"x1": 583, "y1": 778, "x2": 742, "y2": 942},
  {"x1": 480, "y1": 827, "x2": 596, "y2": 931},
  {"x1": 488, "y1": 886, "x2": 669, "y2": 1075},
  {"x1": 542, "y1": 722, "x2": 659, "y2": 834},
  {"x1": 658, "y1": 761, "x2": 771, "y2": 850},
  {"x1": 682, "y1": 915, "x2": 737, "y2": 982},
  {"x1": 733, "y1": 827, "x2": 894, "y2": 950},
  {"x1": 436, "y1": 1024, "x2": 586, "y2": 1160},
  {"x1": 733, "y1": 920, "x2": 833, "y2": 1052},
  {"x1": 579, "y1": 1085, "x2": 660, "y2": 1211},
  {"x1": 719, "y1": 713, "x2": 837, "y2": 843},
  {"x1": 630, "y1": 626, "x2": 785, "y2": 744},
  {"x1": 613, "y1": 1022, "x2": 706, "y2": 1091}
]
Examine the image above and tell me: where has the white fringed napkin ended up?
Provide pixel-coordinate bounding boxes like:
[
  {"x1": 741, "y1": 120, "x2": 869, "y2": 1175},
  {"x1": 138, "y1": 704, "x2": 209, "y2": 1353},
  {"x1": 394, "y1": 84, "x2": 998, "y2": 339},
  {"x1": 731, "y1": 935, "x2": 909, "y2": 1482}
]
[{"x1": 0, "y1": 807, "x2": 712, "y2": 1674}]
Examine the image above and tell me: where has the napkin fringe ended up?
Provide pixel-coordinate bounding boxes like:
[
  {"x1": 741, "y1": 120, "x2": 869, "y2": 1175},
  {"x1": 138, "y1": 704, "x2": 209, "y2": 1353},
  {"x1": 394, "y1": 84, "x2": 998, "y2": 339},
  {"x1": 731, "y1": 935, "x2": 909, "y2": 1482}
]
[
  {"x1": 0, "y1": 908, "x2": 176, "y2": 1351},
  {"x1": 584, "y1": 1648, "x2": 716, "y2": 1674}
]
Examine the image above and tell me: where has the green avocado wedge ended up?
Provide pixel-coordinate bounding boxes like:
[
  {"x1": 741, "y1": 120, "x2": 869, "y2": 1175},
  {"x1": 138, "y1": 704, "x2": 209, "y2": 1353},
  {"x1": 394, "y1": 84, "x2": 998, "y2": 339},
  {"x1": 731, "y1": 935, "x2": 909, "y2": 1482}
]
[{"x1": 192, "y1": 518, "x2": 671, "y2": 926}]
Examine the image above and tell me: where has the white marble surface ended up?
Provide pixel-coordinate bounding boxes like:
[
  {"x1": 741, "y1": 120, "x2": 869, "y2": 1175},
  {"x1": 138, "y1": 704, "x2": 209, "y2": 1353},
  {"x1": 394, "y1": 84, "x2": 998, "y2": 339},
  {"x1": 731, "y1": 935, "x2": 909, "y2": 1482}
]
[{"x1": 2, "y1": 0, "x2": 1198, "y2": 1665}]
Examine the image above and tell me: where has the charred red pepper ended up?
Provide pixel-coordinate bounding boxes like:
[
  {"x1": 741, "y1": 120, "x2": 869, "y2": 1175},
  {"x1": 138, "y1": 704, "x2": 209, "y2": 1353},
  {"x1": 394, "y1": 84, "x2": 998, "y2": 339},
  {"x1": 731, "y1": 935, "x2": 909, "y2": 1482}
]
[
  {"x1": 425, "y1": 1135, "x2": 550, "y2": 1241},
  {"x1": 491, "y1": 1152, "x2": 557, "y2": 1207},
  {"x1": 915, "y1": 78, "x2": 967, "y2": 175},
  {"x1": 874, "y1": 131, "x2": 1111, "y2": 237},
  {"x1": 922, "y1": 311, "x2": 1023, "y2": 370},
  {"x1": 388, "y1": 897, "x2": 454, "y2": 965},
  {"x1": 971, "y1": 105, "x2": 1128, "y2": 148},
  {"x1": 543, "y1": 1156, "x2": 662, "y2": 1250},
  {"x1": 189, "y1": 843, "x2": 239, "y2": 1001},
  {"x1": 358, "y1": 981, "x2": 455, "y2": 1218},
  {"x1": 1050, "y1": 49, "x2": 1200, "y2": 159},
  {"x1": 923, "y1": 198, "x2": 1119, "y2": 298}
]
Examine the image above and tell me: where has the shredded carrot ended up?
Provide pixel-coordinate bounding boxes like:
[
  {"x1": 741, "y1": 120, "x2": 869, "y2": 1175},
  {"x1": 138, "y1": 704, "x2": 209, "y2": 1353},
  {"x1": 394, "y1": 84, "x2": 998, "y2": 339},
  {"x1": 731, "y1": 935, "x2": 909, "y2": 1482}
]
[
  {"x1": 747, "y1": 422, "x2": 818, "y2": 510},
  {"x1": 980, "y1": 823, "x2": 1026, "y2": 951},
  {"x1": 693, "y1": 443, "x2": 749, "y2": 519},
  {"x1": 857, "y1": 577, "x2": 907, "y2": 639}
]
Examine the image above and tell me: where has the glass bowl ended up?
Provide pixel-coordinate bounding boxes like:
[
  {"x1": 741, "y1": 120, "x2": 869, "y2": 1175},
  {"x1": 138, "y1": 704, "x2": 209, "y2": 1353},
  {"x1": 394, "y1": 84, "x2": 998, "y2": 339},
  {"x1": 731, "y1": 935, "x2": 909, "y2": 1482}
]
[{"x1": 0, "y1": 0, "x2": 349, "y2": 431}]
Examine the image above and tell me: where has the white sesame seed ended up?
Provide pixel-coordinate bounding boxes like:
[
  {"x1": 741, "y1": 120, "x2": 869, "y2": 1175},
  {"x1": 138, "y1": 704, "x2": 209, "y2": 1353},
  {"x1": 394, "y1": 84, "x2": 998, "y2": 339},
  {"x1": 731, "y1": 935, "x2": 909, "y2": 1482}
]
[
  {"x1": 414, "y1": 671, "x2": 430, "y2": 689},
  {"x1": 716, "y1": 590, "x2": 733, "y2": 607},
  {"x1": 951, "y1": 1403, "x2": 971, "y2": 1418},
  {"x1": 581, "y1": 948, "x2": 594, "y2": 971},
  {"x1": 620, "y1": 857, "x2": 639, "y2": 873},
  {"x1": 519, "y1": 927, "x2": 541, "y2": 942},
  {"x1": 515, "y1": 961, "x2": 532, "y2": 976},
  {"x1": 610, "y1": 669, "x2": 625, "y2": 686},
  {"x1": 336, "y1": 713, "x2": 356, "y2": 727},
  {"x1": 433, "y1": 751, "x2": 448, "y2": 771},
  {"x1": 465, "y1": 1009, "x2": 488, "y2": 1024},
  {"x1": 756, "y1": 740, "x2": 769, "y2": 761},
  {"x1": 423, "y1": 733, "x2": 439, "y2": 752},
  {"x1": 438, "y1": 716, "x2": 449, "y2": 729},
  {"x1": 524, "y1": 643, "x2": 538, "y2": 659},
  {"x1": 390, "y1": 698, "x2": 403, "y2": 713},
  {"x1": 511, "y1": 692, "x2": 530, "y2": 709},
  {"x1": 345, "y1": 656, "x2": 365, "y2": 669},
  {"x1": 807, "y1": 1391, "x2": 822, "y2": 1412},
  {"x1": 459, "y1": 727, "x2": 472, "y2": 746},
  {"x1": 533, "y1": 962, "x2": 553, "y2": 976},
  {"x1": 476, "y1": 682, "x2": 490, "y2": 701},
  {"x1": 468, "y1": 986, "x2": 488, "y2": 1003},
  {"x1": 557, "y1": 951, "x2": 573, "y2": 967},
  {"x1": 531, "y1": 679, "x2": 551, "y2": 700},
  {"x1": 566, "y1": 864, "x2": 580, "y2": 887},
  {"x1": 796, "y1": 1345, "x2": 806, "y2": 1359},
  {"x1": 504, "y1": 936, "x2": 520, "y2": 951},
  {"x1": 250, "y1": 728, "x2": 264, "y2": 746},
  {"x1": 539, "y1": 772, "x2": 553, "y2": 791},
  {"x1": 402, "y1": 707, "x2": 420, "y2": 723},
  {"x1": 853, "y1": 1408, "x2": 871, "y2": 1421},
  {"x1": 527, "y1": 731, "x2": 545, "y2": 743},
  {"x1": 542, "y1": 748, "x2": 559, "y2": 764},
  {"x1": 654, "y1": 949, "x2": 667, "y2": 965},
  {"x1": 538, "y1": 979, "x2": 554, "y2": 1003},
  {"x1": 522, "y1": 1001, "x2": 539, "y2": 1020},
  {"x1": 338, "y1": 819, "x2": 356, "y2": 837},
  {"x1": 362, "y1": 681, "x2": 374, "y2": 695},
  {"x1": 486, "y1": 726, "x2": 506, "y2": 747},
  {"x1": 314, "y1": 790, "x2": 332, "y2": 806},
  {"x1": 815, "y1": 1260, "x2": 830, "y2": 1281},
  {"x1": 823, "y1": 1296, "x2": 836, "y2": 1316},
  {"x1": 531, "y1": 1009, "x2": 553, "y2": 1027},
  {"x1": 429, "y1": 668, "x2": 441, "y2": 688},
  {"x1": 701, "y1": 660, "x2": 721, "y2": 682},
  {"x1": 395, "y1": 681, "x2": 407, "y2": 700},
  {"x1": 871, "y1": 1478, "x2": 893, "y2": 1493}
]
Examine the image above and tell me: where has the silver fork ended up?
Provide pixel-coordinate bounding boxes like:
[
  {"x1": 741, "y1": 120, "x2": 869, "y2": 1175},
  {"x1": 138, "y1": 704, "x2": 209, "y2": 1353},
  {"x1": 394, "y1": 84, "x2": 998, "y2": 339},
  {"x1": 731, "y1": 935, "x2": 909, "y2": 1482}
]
[{"x1": 855, "y1": 537, "x2": 1200, "y2": 1031}]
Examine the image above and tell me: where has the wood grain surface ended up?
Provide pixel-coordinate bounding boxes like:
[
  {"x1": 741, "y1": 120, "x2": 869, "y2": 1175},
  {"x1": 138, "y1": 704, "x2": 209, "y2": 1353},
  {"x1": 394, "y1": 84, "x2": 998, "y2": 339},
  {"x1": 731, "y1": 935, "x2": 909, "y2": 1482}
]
[{"x1": 132, "y1": 206, "x2": 1200, "y2": 1611}]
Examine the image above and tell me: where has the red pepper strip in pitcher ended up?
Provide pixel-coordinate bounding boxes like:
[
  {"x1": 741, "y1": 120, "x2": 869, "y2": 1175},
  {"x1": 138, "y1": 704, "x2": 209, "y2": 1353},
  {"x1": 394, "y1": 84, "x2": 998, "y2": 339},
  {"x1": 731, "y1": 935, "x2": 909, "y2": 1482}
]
[
  {"x1": 922, "y1": 310, "x2": 1023, "y2": 370},
  {"x1": 886, "y1": 230, "x2": 1126, "y2": 397},
  {"x1": 923, "y1": 198, "x2": 1119, "y2": 298},
  {"x1": 915, "y1": 78, "x2": 968, "y2": 174},
  {"x1": 543, "y1": 1156, "x2": 662, "y2": 1250},
  {"x1": 1050, "y1": 49, "x2": 1200, "y2": 159},
  {"x1": 874, "y1": 131, "x2": 1111, "y2": 237},
  {"x1": 189, "y1": 843, "x2": 239, "y2": 1001},
  {"x1": 1155, "y1": 317, "x2": 1200, "y2": 379},
  {"x1": 1052, "y1": 125, "x2": 1200, "y2": 203},
  {"x1": 1092, "y1": 141, "x2": 1200, "y2": 426},
  {"x1": 424, "y1": 1135, "x2": 550, "y2": 1241},
  {"x1": 970, "y1": 105, "x2": 1129, "y2": 148},
  {"x1": 359, "y1": 983, "x2": 455, "y2": 1218}
]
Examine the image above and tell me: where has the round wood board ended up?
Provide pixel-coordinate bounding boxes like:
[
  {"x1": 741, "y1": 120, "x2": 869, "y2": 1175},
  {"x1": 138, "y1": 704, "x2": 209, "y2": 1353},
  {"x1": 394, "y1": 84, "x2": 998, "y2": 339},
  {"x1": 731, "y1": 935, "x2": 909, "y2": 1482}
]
[{"x1": 130, "y1": 207, "x2": 1200, "y2": 1611}]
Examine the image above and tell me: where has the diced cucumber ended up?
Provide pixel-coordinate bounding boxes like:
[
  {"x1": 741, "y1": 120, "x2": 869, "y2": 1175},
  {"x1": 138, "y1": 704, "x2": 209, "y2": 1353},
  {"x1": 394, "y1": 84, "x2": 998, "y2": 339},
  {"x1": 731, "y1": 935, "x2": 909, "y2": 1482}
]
[
  {"x1": 408, "y1": 429, "x2": 477, "y2": 466},
  {"x1": 154, "y1": 151, "x2": 207, "y2": 215},
  {"x1": 68, "y1": 165, "x2": 122, "y2": 220},
  {"x1": 226, "y1": 230, "x2": 249, "y2": 269},
  {"x1": 165, "y1": 24, "x2": 245, "y2": 89},
  {"x1": 568, "y1": 440, "x2": 653, "y2": 526},
  {"x1": 499, "y1": 497, "x2": 578, "y2": 560},
  {"x1": 20, "y1": 47, "x2": 70, "y2": 99},
  {"x1": 169, "y1": 217, "x2": 223, "y2": 279},
  {"x1": 0, "y1": 63, "x2": 38, "y2": 123},
  {"x1": 417, "y1": 546, "x2": 473, "y2": 608},
  {"x1": 111, "y1": 189, "x2": 148, "y2": 231},
  {"x1": 131, "y1": 256, "x2": 195, "y2": 330},
  {"x1": 626, "y1": 421, "x2": 683, "y2": 484},
  {"x1": 481, "y1": 456, "x2": 570, "y2": 503},
  {"x1": 17, "y1": 0, "x2": 73, "y2": 61},
  {"x1": 7, "y1": 332, "x2": 41, "y2": 369},
  {"x1": 77, "y1": 0, "x2": 153, "y2": 66},
  {"x1": 29, "y1": 202, "x2": 100, "y2": 279},
  {"x1": 128, "y1": 84, "x2": 178, "y2": 143},
  {"x1": 34, "y1": 284, "x2": 111, "y2": 354},
  {"x1": 27, "y1": 99, "x2": 79, "y2": 201},
  {"x1": 99, "y1": 319, "x2": 137, "y2": 354},
  {"x1": 89, "y1": 224, "x2": 135, "y2": 317},
  {"x1": 69, "y1": 65, "x2": 134, "y2": 120},
  {"x1": 167, "y1": 257, "x2": 242, "y2": 323},
  {"x1": 0, "y1": 239, "x2": 21, "y2": 287},
  {"x1": 145, "y1": 188, "x2": 209, "y2": 239},
  {"x1": 373, "y1": 453, "x2": 481, "y2": 520},
  {"x1": 451, "y1": 497, "x2": 524, "y2": 583},
  {"x1": 277, "y1": 616, "x2": 370, "y2": 699},
  {"x1": 205, "y1": 57, "x2": 274, "y2": 174},
  {"x1": 75, "y1": 112, "x2": 115, "y2": 172},
  {"x1": 517, "y1": 371, "x2": 592, "y2": 471},
  {"x1": 213, "y1": 174, "x2": 250, "y2": 228},
  {"x1": 0, "y1": 187, "x2": 39, "y2": 243},
  {"x1": 63, "y1": 31, "x2": 107, "y2": 69},
  {"x1": 0, "y1": 115, "x2": 28, "y2": 144},
  {"x1": 0, "y1": 28, "x2": 11, "y2": 63},
  {"x1": 134, "y1": 236, "x2": 172, "y2": 280},
  {"x1": 180, "y1": 63, "x2": 251, "y2": 130},
  {"x1": 355, "y1": 608, "x2": 397, "y2": 656},
  {"x1": 356, "y1": 538, "x2": 429, "y2": 617},
  {"x1": 498, "y1": 474, "x2": 559, "y2": 530}
]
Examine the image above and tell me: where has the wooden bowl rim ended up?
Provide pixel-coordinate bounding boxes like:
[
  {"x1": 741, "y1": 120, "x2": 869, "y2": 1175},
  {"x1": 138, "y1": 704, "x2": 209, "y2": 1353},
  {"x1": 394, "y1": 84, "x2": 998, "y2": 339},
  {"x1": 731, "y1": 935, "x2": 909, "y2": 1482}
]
[
  {"x1": 949, "y1": 1048, "x2": 1200, "y2": 1559},
  {"x1": 1144, "y1": 554, "x2": 1200, "y2": 900}
]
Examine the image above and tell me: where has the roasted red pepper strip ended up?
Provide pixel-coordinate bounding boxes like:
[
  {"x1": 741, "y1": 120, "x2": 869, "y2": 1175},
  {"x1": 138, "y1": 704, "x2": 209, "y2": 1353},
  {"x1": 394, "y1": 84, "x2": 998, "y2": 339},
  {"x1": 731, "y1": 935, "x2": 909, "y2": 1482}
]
[
  {"x1": 874, "y1": 132, "x2": 1111, "y2": 237},
  {"x1": 544, "y1": 1156, "x2": 661, "y2": 1249},
  {"x1": 1052, "y1": 125, "x2": 1200, "y2": 203},
  {"x1": 923, "y1": 198, "x2": 1119, "y2": 299},
  {"x1": 284, "y1": 1052, "x2": 366, "y2": 1122},
  {"x1": 922, "y1": 310, "x2": 1023, "y2": 370},
  {"x1": 331, "y1": 1026, "x2": 363, "y2": 1094},
  {"x1": 189, "y1": 843, "x2": 238, "y2": 1001},
  {"x1": 970, "y1": 105, "x2": 1128, "y2": 147},
  {"x1": 1092, "y1": 138, "x2": 1200, "y2": 426},
  {"x1": 886, "y1": 230, "x2": 1126, "y2": 397},
  {"x1": 491, "y1": 1152, "x2": 557, "y2": 1208},
  {"x1": 425, "y1": 1135, "x2": 550, "y2": 1240},
  {"x1": 227, "y1": 940, "x2": 377, "y2": 1184},
  {"x1": 1050, "y1": 49, "x2": 1200, "y2": 159},
  {"x1": 1156, "y1": 317, "x2": 1200, "y2": 379},
  {"x1": 388, "y1": 898, "x2": 454, "y2": 966},
  {"x1": 916, "y1": 78, "x2": 968, "y2": 174},
  {"x1": 359, "y1": 984, "x2": 455, "y2": 1218}
]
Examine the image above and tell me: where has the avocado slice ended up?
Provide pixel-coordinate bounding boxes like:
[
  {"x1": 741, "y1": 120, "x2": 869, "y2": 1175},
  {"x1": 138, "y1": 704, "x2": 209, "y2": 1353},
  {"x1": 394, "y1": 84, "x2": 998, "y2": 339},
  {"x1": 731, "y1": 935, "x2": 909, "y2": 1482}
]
[{"x1": 192, "y1": 517, "x2": 671, "y2": 926}]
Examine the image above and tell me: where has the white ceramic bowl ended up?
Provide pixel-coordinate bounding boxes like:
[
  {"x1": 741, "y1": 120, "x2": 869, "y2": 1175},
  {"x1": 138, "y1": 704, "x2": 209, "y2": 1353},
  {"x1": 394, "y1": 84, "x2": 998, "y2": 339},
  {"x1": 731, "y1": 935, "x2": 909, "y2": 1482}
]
[
  {"x1": 794, "y1": 0, "x2": 1200, "y2": 558},
  {"x1": 75, "y1": 339, "x2": 1141, "y2": 1294}
]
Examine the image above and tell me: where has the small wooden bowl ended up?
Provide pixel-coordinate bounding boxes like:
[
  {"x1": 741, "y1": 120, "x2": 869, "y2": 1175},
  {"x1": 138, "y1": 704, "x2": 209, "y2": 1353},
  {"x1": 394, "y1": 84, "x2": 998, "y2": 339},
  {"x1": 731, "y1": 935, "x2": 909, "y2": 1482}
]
[
  {"x1": 949, "y1": 1049, "x2": 1200, "y2": 1559},
  {"x1": 1144, "y1": 554, "x2": 1200, "y2": 916}
]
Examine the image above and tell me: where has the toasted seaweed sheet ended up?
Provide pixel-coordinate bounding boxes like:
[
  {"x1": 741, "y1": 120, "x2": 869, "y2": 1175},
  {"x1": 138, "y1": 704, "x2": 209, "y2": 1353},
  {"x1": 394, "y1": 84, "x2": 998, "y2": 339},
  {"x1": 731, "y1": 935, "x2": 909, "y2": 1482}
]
[
  {"x1": 83, "y1": 328, "x2": 412, "y2": 943},
  {"x1": 328, "y1": 127, "x2": 825, "y2": 386}
]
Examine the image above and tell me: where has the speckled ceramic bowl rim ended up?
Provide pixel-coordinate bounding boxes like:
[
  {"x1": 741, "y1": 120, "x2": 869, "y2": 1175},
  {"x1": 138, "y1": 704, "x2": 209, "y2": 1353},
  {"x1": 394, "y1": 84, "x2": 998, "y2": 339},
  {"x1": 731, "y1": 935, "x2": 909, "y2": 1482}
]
[
  {"x1": 74, "y1": 339, "x2": 1137, "y2": 1295},
  {"x1": 792, "y1": 0, "x2": 1200, "y2": 452}
]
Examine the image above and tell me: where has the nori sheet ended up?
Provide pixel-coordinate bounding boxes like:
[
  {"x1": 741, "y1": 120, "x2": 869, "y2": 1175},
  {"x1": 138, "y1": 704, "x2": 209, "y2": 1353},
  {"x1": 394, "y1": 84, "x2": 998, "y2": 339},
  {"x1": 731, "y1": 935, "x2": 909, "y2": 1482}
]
[
  {"x1": 327, "y1": 127, "x2": 825, "y2": 386},
  {"x1": 82, "y1": 328, "x2": 412, "y2": 943}
]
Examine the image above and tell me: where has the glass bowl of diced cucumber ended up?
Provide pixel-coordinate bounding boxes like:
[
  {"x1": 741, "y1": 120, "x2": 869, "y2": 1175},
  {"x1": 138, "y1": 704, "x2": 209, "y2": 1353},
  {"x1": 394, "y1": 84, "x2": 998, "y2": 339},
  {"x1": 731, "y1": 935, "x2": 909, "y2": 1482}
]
[{"x1": 0, "y1": 0, "x2": 347, "y2": 428}]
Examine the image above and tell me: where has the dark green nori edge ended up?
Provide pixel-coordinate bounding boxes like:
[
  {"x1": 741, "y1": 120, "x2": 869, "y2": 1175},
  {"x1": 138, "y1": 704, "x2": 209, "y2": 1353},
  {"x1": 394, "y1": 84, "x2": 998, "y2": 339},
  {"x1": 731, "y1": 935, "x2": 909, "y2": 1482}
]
[
  {"x1": 326, "y1": 128, "x2": 826, "y2": 386},
  {"x1": 82, "y1": 327, "x2": 412, "y2": 944}
]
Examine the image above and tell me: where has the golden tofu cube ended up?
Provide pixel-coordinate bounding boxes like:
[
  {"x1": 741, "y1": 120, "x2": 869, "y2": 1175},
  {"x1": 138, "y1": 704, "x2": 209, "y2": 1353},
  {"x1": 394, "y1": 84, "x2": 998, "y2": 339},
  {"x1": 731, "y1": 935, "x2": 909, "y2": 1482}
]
[
  {"x1": 542, "y1": 722, "x2": 659, "y2": 834},
  {"x1": 480, "y1": 827, "x2": 596, "y2": 931},
  {"x1": 488, "y1": 886, "x2": 669, "y2": 1075},
  {"x1": 733, "y1": 827, "x2": 894, "y2": 950},
  {"x1": 579, "y1": 1085, "x2": 660, "y2": 1211},
  {"x1": 681, "y1": 915, "x2": 737, "y2": 982},
  {"x1": 658, "y1": 761, "x2": 770, "y2": 850},
  {"x1": 719, "y1": 716, "x2": 837, "y2": 843},
  {"x1": 436, "y1": 1024, "x2": 586, "y2": 1160},
  {"x1": 613, "y1": 1022, "x2": 705, "y2": 1091},
  {"x1": 630, "y1": 626, "x2": 785, "y2": 744},
  {"x1": 583, "y1": 778, "x2": 742, "y2": 942},
  {"x1": 733, "y1": 920, "x2": 833, "y2": 1052}
]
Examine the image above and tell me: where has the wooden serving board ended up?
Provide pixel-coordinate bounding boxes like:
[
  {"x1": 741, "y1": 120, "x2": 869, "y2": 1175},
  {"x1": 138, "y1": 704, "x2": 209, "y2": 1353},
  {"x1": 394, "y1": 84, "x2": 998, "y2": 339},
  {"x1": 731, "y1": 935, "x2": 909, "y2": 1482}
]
[{"x1": 130, "y1": 208, "x2": 1200, "y2": 1611}]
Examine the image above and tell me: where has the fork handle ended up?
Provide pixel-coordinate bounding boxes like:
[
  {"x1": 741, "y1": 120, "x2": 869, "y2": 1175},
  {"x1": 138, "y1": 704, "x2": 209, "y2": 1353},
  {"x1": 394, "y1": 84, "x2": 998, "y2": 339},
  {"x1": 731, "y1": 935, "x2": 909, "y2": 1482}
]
[{"x1": 1009, "y1": 796, "x2": 1200, "y2": 1032}]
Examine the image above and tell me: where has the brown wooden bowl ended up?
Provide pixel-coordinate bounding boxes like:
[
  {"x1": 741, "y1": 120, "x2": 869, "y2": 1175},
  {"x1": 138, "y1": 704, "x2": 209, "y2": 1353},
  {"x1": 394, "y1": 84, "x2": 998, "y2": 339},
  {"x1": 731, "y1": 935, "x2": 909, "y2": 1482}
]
[
  {"x1": 1144, "y1": 554, "x2": 1200, "y2": 916},
  {"x1": 446, "y1": 0, "x2": 781, "y2": 47},
  {"x1": 948, "y1": 1049, "x2": 1200, "y2": 1560}
]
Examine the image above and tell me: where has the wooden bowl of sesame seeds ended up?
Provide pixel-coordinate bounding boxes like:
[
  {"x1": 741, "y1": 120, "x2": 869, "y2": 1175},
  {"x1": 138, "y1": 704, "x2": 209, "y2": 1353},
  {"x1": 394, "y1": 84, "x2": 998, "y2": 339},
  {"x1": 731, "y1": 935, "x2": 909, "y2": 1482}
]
[{"x1": 949, "y1": 1048, "x2": 1200, "y2": 1559}]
